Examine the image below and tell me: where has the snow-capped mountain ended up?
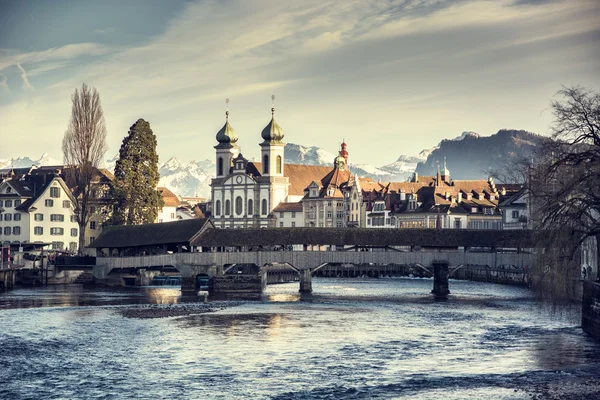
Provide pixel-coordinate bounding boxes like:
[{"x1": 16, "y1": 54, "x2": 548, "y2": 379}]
[
  {"x1": 157, "y1": 157, "x2": 214, "y2": 198},
  {"x1": 0, "y1": 152, "x2": 61, "y2": 169},
  {"x1": 284, "y1": 143, "x2": 336, "y2": 166},
  {"x1": 378, "y1": 154, "x2": 426, "y2": 182}
]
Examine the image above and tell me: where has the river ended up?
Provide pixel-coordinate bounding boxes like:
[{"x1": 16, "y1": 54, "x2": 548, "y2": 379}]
[{"x1": 1, "y1": 278, "x2": 599, "y2": 399}]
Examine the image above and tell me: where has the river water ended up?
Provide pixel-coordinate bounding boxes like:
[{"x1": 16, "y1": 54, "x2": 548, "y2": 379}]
[{"x1": 1, "y1": 278, "x2": 599, "y2": 399}]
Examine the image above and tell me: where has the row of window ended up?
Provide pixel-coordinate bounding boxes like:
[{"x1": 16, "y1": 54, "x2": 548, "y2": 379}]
[
  {"x1": 279, "y1": 222, "x2": 297, "y2": 227},
  {"x1": 44, "y1": 199, "x2": 71, "y2": 208},
  {"x1": 279, "y1": 212, "x2": 297, "y2": 218},
  {"x1": 215, "y1": 198, "x2": 268, "y2": 216},
  {"x1": 0, "y1": 213, "x2": 21, "y2": 221},
  {"x1": 0, "y1": 227, "x2": 21, "y2": 235},
  {"x1": 33, "y1": 227, "x2": 78, "y2": 236},
  {"x1": 52, "y1": 241, "x2": 78, "y2": 251},
  {"x1": 0, "y1": 199, "x2": 22, "y2": 208}
]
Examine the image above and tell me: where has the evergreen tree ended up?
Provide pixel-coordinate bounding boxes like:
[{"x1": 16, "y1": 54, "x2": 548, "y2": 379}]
[{"x1": 110, "y1": 119, "x2": 164, "y2": 225}]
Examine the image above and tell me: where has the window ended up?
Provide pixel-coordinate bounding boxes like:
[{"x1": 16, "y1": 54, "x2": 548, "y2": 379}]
[
  {"x1": 90, "y1": 221, "x2": 96, "y2": 230},
  {"x1": 276, "y1": 155, "x2": 282, "y2": 174},
  {"x1": 89, "y1": 237, "x2": 96, "y2": 244},
  {"x1": 63, "y1": 200, "x2": 70, "y2": 208},
  {"x1": 367, "y1": 219, "x2": 371, "y2": 226},
  {"x1": 327, "y1": 211, "x2": 332, "y2": 219},
  {"x1": 14, "y1": 200, "x2": 21, "y2": 207},
  {"x1": 511, "y1": 210, "x2": 519, "y2": 219},
  {"x1": 292, "y1": 211, "x2": 296, "y2": 218},
  {"x1": 50, "y1": 187, "x2": 60, "y2": 198},
  {"x1": 292, "y1": 222, "x2": 296, "y2": 227},
  {"x1": 225, "y1": 200, "x2": 231, "y2": 215},
  {"x1": 4, "y1": 214, "x2": 11, "y2": 221},
  {"x1": 14, "y1": 213, "x2": 21, "y2": 221},
  {"x1": 50, "y1": 214, "x2": 64, "y2": 222},
  {"x1": 34, "y1": 213, "x2": 43, "y2": 221},
  {"x1": 51, "y1": 242, "x2": 64, "y2": 250},
  {"x1": 12, "y1": 227, "x2": 20, "y2": 235},
  {"x1": 46, "y1": 199, "x2": 54, "y2": 207},
  {"x1": 4, "y1": 227, "x2": 11, "y2": 235},
  {"x1": 217, "y1": 157, "x2": 224, "y2": 176},
  {"x1": 454, "y1": 219, "x2": 461, "y2": 229},
  {"x1": 471, "y1": 207, "x2": 477, "y2": 213},
  {"x1": 34, "y1": 227, "x2": 43, "y2": 235},
  {"x1": 215, "y1": 200, "x2": 221, "y2": 216},
  {"x1": 5, "y1": 200, "x2": 12, "y2": 207},
  {"x1": 50, "y1": 228, "x2": 64, "y2": 235},
  {"x1": 263, "y1": 155, "x2": 269, "y2": 174},
  {"x1": 71, "y1": 228, "x2": 78, "y2": 237},
  {"x1": 70, "y1": 215, "x2": 77, "y2": 223},
  {"x1": 262, "y1": 199, "x2": 268, "y2": 215},
  {"x1": 279, "y1": 212, "x2": 284, "y2": 218},
  {"x1": 170, "y1": 213, "x2": 175, "y2": 219},
  {"x1": 0, "y1": 200, "x2": 3, "y2": 207},
  {"x1": 248, "y1": 199, "x2": 253, "y2": 215},
  {"x1": 279, "y1": 222, "x2": 284, "y2": 227},
  {"x1": 235, "y1": 196, "x2": 243, "y2": 215},
  {"x1": 69, "y1": 242, "x2": 77, "y2": 253}
]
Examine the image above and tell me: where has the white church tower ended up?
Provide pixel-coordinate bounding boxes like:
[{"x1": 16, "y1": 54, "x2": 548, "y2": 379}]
[
  {"x1": 258, "y1": 96, "x2": 288, "y2": 217},
  {"x1": 214, "y1": 99, "x2": 240, "y2": 179}
]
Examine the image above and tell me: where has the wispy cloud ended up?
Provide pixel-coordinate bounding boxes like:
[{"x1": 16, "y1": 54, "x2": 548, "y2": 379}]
[
  {"x1": 0, "y1": 0, "x2": 599, "y2": 164},
  {"x1": 0, "y1": 74, "x2": 8, "y2": 92},
  {"x1": 15, "y1": 63, "x2": 33, "y2": 90},
  {"x1": 93, "y1": 27, "x2": 115, "y2": 35}
]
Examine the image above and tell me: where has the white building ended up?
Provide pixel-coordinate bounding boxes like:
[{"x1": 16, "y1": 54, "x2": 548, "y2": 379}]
[
  {"x1": 210, "y1": 105, "x2": 332, "y2": 228},
  {"x1": 272, "y1": 202, "x2": 304, "y2": 227},
  {"x1": 156, "y1": 187, "x2": 181, "y2": 223},
  {"x1": 0, "y1": 171, "x2": 79, "y2": 252}
]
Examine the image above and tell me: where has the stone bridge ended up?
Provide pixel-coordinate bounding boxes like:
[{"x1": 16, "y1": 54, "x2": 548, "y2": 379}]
[{"x1": 94, "y1": 250, "x2": 534, "y2": 295}]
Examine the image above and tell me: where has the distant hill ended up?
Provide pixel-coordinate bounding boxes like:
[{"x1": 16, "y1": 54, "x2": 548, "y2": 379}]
[{"x1": 415, "y1": 129, "x2": 543, "y2": 179}]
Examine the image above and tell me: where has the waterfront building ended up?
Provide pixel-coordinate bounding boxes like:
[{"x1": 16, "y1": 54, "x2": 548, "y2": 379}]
[
  {"x1": 210, "y1": 103, "x2": 333, "y2": 228},
  {"x1": 272, "y1": 202, "x2": 303, "y2": 227},
  {"x1": 0, "y1": 166, "x2": 114, "y2": 252},
  {"x1": 0, "y1": 169, "x2": 79, "y2": 252}
]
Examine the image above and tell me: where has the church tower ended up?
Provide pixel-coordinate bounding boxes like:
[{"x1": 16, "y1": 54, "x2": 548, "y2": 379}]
[
  {"x1": 258, "y1": 96, "x2": 289, "y2": 221},
  {"x1": 260, "y1": 95, "x2": 285, "y2": 178},
  {"x1": 214, "y1": 99, "x2": 239, "y2": 178}
]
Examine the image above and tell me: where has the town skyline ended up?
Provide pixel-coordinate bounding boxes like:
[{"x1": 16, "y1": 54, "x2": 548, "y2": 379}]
[{"x1": 1, "y1": 0, "x2": 599, "y2": 165}]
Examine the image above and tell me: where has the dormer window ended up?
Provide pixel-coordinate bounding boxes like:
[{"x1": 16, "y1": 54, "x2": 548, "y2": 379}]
[
  {"x1": 6, "y1": 187, "x2": 11, "y2": 193},
  {"x1": 471, "y1": 207, "x2": 478, "y2": 213}
]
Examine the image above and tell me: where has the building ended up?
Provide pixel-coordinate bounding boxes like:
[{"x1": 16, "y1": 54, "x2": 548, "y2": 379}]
[
  {"x1": 0, "y1": 169, "x2": 79, "y2": 252},
  {"x1": 210, "y1": 106, "x2": 334, "y2": 228},
  {"x1": 499, "y1": 188, "x2": 530, "y2": 229},
  {"x1": 157, "y1": 187, "x2": 181, "y2": 223},
  {"x1": 272, "y1": 202, "x2": 304, "y2": 227}
]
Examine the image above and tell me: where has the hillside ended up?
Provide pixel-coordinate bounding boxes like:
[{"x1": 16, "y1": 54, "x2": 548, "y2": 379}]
[{"x1": 415, "y1": 129, "x2": 543, "y2": 179}]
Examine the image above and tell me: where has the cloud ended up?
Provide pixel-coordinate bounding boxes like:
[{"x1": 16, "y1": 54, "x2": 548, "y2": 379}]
[
  {"x1": 0, "y1": 0, "x2": 599, "y2": 164},
  {"x1": 15, "y1": 63, "x2": 33, "y2": 90},
  {"x1": 0, "y1": 74, "x2": 8, "y2": 92}
]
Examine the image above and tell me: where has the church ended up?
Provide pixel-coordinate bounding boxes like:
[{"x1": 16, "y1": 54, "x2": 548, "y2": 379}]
[{"x1": 210, "y1": 102, "x2": 335, "y2": 228}]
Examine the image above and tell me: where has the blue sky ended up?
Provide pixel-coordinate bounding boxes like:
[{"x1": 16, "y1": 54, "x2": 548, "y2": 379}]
[{"x1": 0, "y1": 0, "x2": 599, "y2": 166}]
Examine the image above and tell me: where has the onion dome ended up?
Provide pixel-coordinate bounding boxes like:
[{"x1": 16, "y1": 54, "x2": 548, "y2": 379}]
[
  {"x1": 215, "y1": 110, "x2": 238, "y2": 146},
  {"x1": 261, "y1": 105, "x2": 284, "y2": 144},
  {"x1": 339, "y1": 141, "x2": 349, "y2": 164}
]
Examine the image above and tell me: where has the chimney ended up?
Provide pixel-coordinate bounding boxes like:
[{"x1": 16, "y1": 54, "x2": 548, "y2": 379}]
[
  {"x1": 457, "y1": 192, "x2": 463, "y2": 203},
  {"x1": 400, "y1": 190, "x2": 406, "y2": 201}
]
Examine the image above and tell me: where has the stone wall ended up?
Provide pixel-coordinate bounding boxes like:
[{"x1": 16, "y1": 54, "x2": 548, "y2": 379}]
[{"x1": 582, "y1": 281, "x2": 600, "y2": 339}]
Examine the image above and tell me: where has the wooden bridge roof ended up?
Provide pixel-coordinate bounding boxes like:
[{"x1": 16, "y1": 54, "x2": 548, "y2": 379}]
[
  {"x1": 192, "y1": 227, "x2": 534, "y2": 248},
  {"x1": 89, "y1": 218, "x2": 213, "y2": 248}
]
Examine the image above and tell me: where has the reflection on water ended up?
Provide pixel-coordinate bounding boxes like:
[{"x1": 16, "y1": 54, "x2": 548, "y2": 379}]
[{"x1": 1, "y1": 278, "x2": 599, "y2": 399}]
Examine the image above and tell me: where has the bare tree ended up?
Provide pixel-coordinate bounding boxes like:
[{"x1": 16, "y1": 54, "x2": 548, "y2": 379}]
[
  {"x1": 62, "y1": 83, "x2": 108, "y2": 254},
  {"x1": 528, "y1": 86, "x2": 600, "y2": 304}
]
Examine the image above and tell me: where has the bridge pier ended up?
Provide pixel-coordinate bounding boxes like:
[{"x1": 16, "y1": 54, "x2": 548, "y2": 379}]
[
  {"x1": 431, "y1": 261, "x2": 450, "y2": 300},
  {"x1": 299, "y1": 269, "x2": 313, "y2": 293}
]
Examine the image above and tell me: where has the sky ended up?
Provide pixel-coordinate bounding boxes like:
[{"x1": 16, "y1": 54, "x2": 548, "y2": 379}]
[{"x1": 0, "y1": 0, "x2": 599, "y2": 166}]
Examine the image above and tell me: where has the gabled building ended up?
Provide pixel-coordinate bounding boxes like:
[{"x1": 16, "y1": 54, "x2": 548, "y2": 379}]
[
  {"x1": 157, "y1": 187, "x2": 181, "y2": 223},
  {"x1": 0, "y1": 169, "x2": 79, "y2": 252},
  {"x1": 499, "y1": 188, "x2": 530, "y2": 229}
]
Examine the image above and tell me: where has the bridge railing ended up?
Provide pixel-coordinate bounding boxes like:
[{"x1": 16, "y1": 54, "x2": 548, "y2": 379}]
[{"x1": 95, "y1": 251, "x2": 535, "y2": 271}]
